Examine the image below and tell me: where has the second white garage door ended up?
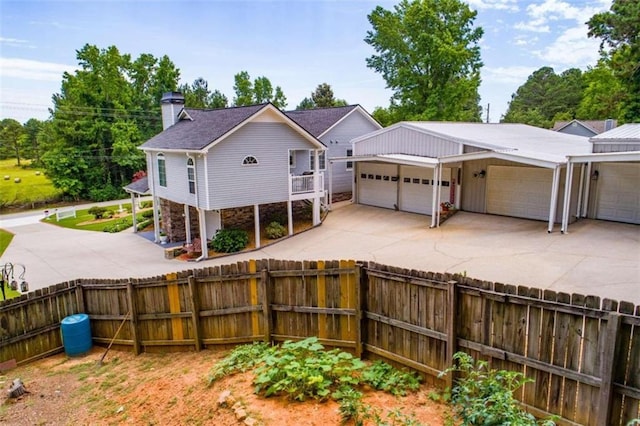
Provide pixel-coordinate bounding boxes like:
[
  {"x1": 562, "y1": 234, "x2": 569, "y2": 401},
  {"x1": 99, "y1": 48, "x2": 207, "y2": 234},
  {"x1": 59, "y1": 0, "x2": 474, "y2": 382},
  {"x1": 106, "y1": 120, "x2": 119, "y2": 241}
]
[
  {"x1": 357, "y1": 163, "x2": 398, "y2": 209},
  {"x1": 399, "y1": 166, "x2": 452, "y2": 215},
  {"x1": 594, "y1": 163, "x2": 640, "y2": 224},
  {"x1": 486, "y1": 166, "x2": 553, "y2": 221}
]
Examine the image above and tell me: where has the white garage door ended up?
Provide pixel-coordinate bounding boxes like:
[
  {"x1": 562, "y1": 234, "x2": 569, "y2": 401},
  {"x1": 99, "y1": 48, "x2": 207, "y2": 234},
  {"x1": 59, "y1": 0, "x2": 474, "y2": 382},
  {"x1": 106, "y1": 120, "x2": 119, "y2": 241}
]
[
  {"x1": 595, "y1": 163, "x2": 640, "y2": 224},
  {"x1": 486, "y1": 166, "x2": 552, "y2": 221},
  {"x1": 357, "y1": 163, "x2": 398, "y2": 209},
  {"x1": 399, "y1": 166, "x2": 452, "y2": 215}
]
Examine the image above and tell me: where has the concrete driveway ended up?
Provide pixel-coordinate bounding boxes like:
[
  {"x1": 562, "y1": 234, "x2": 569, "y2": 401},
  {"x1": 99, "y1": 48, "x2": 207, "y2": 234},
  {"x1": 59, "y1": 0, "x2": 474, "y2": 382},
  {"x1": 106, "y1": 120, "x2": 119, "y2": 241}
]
[{"x1": 1, "y1": 202, "x2": 639, "y2": 305}]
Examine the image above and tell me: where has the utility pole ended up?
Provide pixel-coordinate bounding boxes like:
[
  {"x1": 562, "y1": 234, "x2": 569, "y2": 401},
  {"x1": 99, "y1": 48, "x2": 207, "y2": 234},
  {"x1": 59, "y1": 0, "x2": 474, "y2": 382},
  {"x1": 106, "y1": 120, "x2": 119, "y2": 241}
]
[{"x1": 486, "y1": 103, "x2": 490, "y2": 123}]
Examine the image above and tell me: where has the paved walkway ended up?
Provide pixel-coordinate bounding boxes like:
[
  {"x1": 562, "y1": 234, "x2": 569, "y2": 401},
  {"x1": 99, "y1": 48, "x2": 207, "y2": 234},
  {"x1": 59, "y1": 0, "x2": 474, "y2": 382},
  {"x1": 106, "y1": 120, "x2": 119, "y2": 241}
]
[{"x1": 1, "y1": 202, "x2": 639, "y2": 305}]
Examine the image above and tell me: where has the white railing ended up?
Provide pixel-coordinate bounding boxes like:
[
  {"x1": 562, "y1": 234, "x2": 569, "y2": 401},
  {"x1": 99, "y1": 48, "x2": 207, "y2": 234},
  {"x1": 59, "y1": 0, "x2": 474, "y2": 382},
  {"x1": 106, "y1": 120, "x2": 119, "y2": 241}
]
[{"x1": 290, "y1": 173, "x2": 324, "y2": 195}]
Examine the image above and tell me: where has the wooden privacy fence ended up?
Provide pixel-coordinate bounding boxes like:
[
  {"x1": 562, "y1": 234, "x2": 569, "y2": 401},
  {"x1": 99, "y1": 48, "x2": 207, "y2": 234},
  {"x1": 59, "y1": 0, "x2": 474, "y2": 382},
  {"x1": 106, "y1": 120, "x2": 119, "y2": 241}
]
[{"x1": 1, "y1": 259, "x2": 639, "y2": 426}]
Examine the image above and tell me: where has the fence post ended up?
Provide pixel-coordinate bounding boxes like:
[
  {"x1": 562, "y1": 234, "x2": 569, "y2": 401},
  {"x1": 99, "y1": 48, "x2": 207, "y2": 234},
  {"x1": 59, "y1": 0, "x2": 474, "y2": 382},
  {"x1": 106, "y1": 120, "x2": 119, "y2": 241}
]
[
  {"x1": 260, "y1": 269, "x2": 272, "y2": 343},
  {"x1": 126, "y1": 280, "x2": 141, "y2": 355},
  {"x1": 188, "y1": 275, "x2": 202, "y2": 352},
  {"x1": 75, "y1": 282, "x2": 85, "y2": 314},
  {"x1": 597, "y1": 312, "x2": 622, "y2": 425},
  {"x1": 354, "y1": 264, "x2": 365, "y2": 358},
  {"x1": 446, "y1": 280, "x2": 459, "y2": 390}
]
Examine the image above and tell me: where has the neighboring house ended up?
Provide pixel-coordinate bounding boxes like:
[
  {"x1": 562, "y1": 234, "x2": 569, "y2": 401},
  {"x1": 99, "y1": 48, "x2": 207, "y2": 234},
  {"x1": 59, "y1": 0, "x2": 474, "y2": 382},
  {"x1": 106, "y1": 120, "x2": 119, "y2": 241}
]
[
  {"x1": 139, "y1": 92, "x2": 326, "y2": 256},
  {"x1": 286, "y1": 106, "x2": 381, "y2": 195},
  {"x1": 342, "y1": 122, "x2": 640, "y2": 232},
  {"x1": 553, "y1": 119, "x2": 617, "y2": 137}
]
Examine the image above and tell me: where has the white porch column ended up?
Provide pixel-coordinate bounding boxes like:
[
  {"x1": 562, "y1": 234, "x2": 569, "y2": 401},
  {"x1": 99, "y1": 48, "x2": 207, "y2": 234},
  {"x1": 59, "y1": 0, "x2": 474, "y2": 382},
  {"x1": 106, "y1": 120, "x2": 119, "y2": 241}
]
[
  {"x1": 352, "y1": 162, "x2": 358, "y2": 202},
  {"x1": 254, "y1": 204, "x2": 261, "y2": 249},
  {"x1": 153, "y1": 195, "x2": 161, "y2": 242},
  {"x1": 184, "y1": 204, "x2": 191, "y2": 243},
  {"x1": 582, "y1": 162, "x2": 592, "y2": 218},
  {"x1": 287, "y1": 200, "x2": 293, "y2": 236},
  {"x1": 130, "y1": 193, "x2": 138, "y2": 233},
  {"x1": 197, "y1": 208, "x2": 208, "y2": 260},
  {"x1": 430, "y1": 164, "x2": 439, "y2": 228},
  {"x1": 561, "y1": 163, "x2": 574, "y2": 234},
  {"x1": 437, "y1": 164, "x2": 444, "y2": 227},
  {"x1": 548, "y1": 165, "x2": 561, "y2": 233},
  {"x1": 312, "y1": 150, "x2": 321, "y2": 226}
]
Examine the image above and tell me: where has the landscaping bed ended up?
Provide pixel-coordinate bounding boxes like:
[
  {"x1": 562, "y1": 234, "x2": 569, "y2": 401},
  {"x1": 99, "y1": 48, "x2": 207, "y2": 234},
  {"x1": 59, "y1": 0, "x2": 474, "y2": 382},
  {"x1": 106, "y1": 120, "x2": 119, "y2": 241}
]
[{"x1": 0, "y1": 347, "x2": 448, "y2": 425}]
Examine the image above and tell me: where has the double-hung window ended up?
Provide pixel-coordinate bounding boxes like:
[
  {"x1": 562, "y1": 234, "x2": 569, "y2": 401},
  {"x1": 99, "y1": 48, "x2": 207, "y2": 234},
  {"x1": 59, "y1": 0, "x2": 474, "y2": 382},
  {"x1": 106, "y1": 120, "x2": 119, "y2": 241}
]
[
  {"x1": 187, "y1": 157, "x2": 195, "y2": 194},
  {"x1": 157, "y1": 153, "x2": 167, "y2": 187},
  {"x1": 346, "y1": 149, "x2": 353, "y2": 170}
]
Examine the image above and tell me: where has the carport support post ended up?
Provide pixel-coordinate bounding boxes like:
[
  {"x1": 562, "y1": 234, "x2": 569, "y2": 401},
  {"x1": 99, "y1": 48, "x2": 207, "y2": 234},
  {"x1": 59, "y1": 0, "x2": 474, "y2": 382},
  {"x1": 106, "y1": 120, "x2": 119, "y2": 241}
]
[
  {"x1": 561, "y1": 162, "x2": 574, "y2": 233},
  {"x1": 130, "y1": 192, "x2": 138, "y2": 233},
  {"x1": 582, "y1": 162, "x2": 592, "y2": 218},
  {"x1": 430, "y1": 164, "x2": 439, "y2": 228},
  {"x1": 547, "y1": 165, "x2": 561, "y2": 233},
  {"x1": 184, "y1": 204, "x2": 191, "y2": 243},
  {"x1": 576, "y1": 163, "x2": 585, "y2": 219}
]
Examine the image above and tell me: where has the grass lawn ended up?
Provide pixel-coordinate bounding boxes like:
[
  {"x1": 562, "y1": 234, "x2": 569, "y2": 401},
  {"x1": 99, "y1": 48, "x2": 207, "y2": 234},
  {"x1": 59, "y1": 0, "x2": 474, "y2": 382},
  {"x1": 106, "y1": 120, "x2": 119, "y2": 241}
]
[
  {"x1": 45, "y1": 203, "x2": 152, "y2": 232},
  {"x1": 0, "y1": 159, "x2": 62, "y2": 208},
  {"x1": 0, "y1": 229, "x2": 14, "y2": 257}
]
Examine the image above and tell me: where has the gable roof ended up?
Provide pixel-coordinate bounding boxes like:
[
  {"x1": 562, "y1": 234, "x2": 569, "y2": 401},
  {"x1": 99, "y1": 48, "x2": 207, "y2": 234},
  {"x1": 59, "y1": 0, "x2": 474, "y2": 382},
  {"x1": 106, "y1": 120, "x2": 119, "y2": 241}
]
[
  {"x1": 589, "y1": 123, "x2": 640, "y2": 142},
  {"x1": 123, "y1": 176, "x2": 150, "y2": 195},
  {"x1": 285, "y1": 105, "x2": 379, "y2": 137},
  {"x1": 140, "y1": 103, "x2": 325, "y2": 152},
  {"x1": 553, "y1": 119, "x2": 617, "y2": 135},
  {"x1": 353, "y1": 122, "x2": 591, "y2": 167}
]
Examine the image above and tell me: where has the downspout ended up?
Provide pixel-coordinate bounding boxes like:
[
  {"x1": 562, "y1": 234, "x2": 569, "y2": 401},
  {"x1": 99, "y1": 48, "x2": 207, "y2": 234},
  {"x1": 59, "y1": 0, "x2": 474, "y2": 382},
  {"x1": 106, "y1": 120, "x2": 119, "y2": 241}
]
[
  {"x1": 430, "y1": 164, "x2": 439, "y2": 228},
  {"x1": 149, "y1": 152, "x2": 161, "y2": 242},
  {"x1": 437, "y1": 164, "x2": 444, "y2": 227},
  {"x1": 561, "y1": 162, "x2": 574, "y2": 234},
  {"x1": 547, "y1": 165, "x2": 561, "y2": 233},
  {"x1": 195, "y1": 208, "x2": 208, "y2": 261},
  {"x1": 312, "y1": 150, "x2": 321, "y2": 226},
  {"x1": 130, "y1": 191, "x2": 137, "y2": 233},
  {"x1": 328, "y1": 159, "x2": 333, "y2": 210}
]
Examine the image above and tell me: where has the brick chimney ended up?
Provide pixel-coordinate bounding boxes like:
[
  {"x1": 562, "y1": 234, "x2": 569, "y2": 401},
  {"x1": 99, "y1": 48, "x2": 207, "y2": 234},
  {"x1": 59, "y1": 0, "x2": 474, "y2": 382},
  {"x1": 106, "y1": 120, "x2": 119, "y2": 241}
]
[{"x1": 161, "y1": 92, "x2": 185, "y2": 130}]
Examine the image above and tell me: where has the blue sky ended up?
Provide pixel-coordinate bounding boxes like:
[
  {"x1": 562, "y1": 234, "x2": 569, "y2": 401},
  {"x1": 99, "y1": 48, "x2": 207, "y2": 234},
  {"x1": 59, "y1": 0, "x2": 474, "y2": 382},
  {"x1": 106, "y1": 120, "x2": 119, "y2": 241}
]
[{"x1": 0, "y1": 0, "x2": 611, "y2": 123}]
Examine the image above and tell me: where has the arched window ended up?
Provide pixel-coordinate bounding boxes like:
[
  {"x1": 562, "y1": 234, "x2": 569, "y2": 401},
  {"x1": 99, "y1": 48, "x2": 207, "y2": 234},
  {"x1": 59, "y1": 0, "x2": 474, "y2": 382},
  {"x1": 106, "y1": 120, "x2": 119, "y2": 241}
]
[
  {"x1": 242, "y1": 155, "x2": 259, "y2": 165},
  {"x1": 187, "y1": 157, "x2": 195, "y2": 194},
  {"x1": 157, "y1": 153, "x2": 167, "y2": 187}
]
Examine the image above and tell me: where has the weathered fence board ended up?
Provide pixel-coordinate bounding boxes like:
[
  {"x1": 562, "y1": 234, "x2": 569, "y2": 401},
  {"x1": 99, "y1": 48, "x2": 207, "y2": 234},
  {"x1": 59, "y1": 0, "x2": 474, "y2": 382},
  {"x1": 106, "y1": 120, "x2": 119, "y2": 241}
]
[{"x1": 1, "y1": 259, "x2": 639, "y2": 425}]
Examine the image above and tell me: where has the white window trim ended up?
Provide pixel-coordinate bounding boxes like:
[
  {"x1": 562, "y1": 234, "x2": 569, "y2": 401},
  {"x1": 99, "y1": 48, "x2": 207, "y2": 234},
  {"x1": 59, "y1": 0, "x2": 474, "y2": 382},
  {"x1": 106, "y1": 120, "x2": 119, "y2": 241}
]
[
  {"x1": 242, "y1": 155, "x2": 259, "y2": 166},
  {"x1": 187, "y1": 157, "x2": 195, "y2": 194}
]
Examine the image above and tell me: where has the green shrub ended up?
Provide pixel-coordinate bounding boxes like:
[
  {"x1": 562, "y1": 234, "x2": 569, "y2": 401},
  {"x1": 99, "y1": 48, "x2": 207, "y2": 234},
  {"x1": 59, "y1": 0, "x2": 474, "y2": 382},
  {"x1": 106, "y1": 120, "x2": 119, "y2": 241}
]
[
  {"x1": 207, "y1": 342, "x2": 271, "y2": 385},
  {"x1": 266, "y1": 221, "x2": 287, "y2": 239},
  {"x1": 136, "y1": 218, "x2": 153, "y2": 231},
  {"x1": 439, "y1": 352, "x2": 555, "y2": 425},
  {"x1": 210, "y1": 228, "x2": 249, "y2": 253},
  {"x1": 88, "y1": 206, "x2": 108, "y2": 219},
  {"x1": 103, "y1": 217, "x2": 133, "y2": 233},
  {"x1": 361, "y1": 360, "x2": 421, "y2": 396},
  {"x1": 141, "y1": 209, "x2": 154, "y2": 219},
  {"x1": 88, "y1": 184, "x2": 125, "y2": 202},
  {"x1": 104, "y1": 209, "x2": 114, "y2": 219},
  {"x1": 140, "y1": 201, "x2": 152, "y2": 209}
]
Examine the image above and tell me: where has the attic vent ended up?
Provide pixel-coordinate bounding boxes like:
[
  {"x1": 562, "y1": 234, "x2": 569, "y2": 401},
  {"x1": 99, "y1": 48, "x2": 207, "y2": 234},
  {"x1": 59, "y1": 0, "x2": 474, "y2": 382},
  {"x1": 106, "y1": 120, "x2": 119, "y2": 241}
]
[{"x1": 242, "y1": 156, "x2": 259, "y2": 165}]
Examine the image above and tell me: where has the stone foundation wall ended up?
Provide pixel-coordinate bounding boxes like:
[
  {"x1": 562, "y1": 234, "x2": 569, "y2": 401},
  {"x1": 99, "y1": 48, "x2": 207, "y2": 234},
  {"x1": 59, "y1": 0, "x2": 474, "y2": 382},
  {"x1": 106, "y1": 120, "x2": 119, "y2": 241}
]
[
  {"x1": 159, "y1": 199, "x2": 199, "y2": 243},
  {"x1": 331, "y1": 192, "x2": 352, "y2": 203}
]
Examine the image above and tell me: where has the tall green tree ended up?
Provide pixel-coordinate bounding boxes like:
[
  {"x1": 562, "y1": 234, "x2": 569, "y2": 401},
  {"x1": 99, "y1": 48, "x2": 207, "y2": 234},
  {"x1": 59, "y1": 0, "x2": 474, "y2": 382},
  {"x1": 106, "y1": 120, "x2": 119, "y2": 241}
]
[
  {"x1": 45, "y1": 44, "x2": 180, "y2": 200},
  {"x1": 232, "y1": 71, "x2": 287, "y2": 109},
  {"x1": 502, "y1": 67, "x2": 584, "y2": 128},
  {"x1": 180, "y1": 77, "x2": 229, "y2": 109},
  {"x1": 296, "y1": 83, "x2": 348, "y2": 110},
  {"x1": 0, "y1": 119, "x2": 25, "y2": 164},
  {"x1": 21, "y1": 118, "x2": 44, "y2": 164},
  {"x1": 577, "y1": 60, "x2": 624, "y2": 120},
  {"x1": 365, "y1": 0, "x2": 483, "y2": 122},
  {"x1": 588, "y1": 0, "x2": 640, "y2": 121}
]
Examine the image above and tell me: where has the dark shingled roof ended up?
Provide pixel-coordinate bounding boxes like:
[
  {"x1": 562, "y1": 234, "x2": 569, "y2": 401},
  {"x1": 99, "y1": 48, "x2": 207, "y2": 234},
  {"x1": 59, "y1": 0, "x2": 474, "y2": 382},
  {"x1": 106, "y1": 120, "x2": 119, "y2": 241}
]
[
  {"x1": 123, "y1": 176, "x2": 150, "y2": 195},
  {"x1": 140, "y1": 104, "x2": 267, "y2": 150},
  {"x1": 285, "y1": 105, "x2": 358, "y2": 137}
]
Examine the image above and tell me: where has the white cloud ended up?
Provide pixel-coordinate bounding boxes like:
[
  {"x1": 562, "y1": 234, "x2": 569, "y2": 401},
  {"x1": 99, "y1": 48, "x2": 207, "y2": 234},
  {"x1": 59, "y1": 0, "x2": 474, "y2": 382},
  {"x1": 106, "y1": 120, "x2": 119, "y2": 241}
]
[
  {"x1": 483, "y1": 65, "x2": 538, "y2": 84},
  {"x1": 526, "y1": 0, "x2": 609, "y2": 23},
  {"x1": 514, "y1": 19, "x2": 550, "y2": 33},
  {"x1": 0, "y1": 37, "x2": 34, "y2": 49},
  {"x1": 532, "y1": 26, "x2": 601, "y2": 66},
  {"x1": 466, "y1": 0, "x2": 519, "y2": 11},
  {"x1": 0, "y1": 57, "x2": 75, "y2": 82}
]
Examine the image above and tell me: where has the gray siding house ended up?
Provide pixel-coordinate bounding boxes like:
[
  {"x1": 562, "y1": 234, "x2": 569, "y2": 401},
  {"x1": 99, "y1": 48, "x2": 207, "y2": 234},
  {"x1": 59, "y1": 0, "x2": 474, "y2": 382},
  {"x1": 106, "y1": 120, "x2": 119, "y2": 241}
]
[
  {"x1": 286, "y1": 105, "x2": 381, "y2": 195},
  {"x1": 553, "y1": 119, "x2": 617, "y2": 137},
  {"x1": 140, "y1": 93, "x2": 326, "y2": 256}
]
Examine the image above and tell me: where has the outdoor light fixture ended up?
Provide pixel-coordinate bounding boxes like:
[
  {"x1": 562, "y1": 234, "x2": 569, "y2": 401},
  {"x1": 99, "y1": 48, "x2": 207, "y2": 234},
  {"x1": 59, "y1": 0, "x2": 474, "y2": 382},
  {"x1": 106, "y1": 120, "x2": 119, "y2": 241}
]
[
  {"x1": 20, "y1": 281, "x2": 28, "y2": 292},
  {"x1": 473, "y1": 170, "x2": 486, "y2": 178}
]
